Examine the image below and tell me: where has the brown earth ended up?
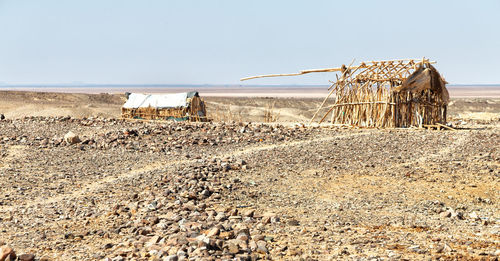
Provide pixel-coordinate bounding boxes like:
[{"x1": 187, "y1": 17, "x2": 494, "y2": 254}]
[
  {"x1": 1, "y1": 90, "x2": 499, "y2": 123},
  {"x1": 0, "y1": 91, "x2": 499, "y2": 260}
]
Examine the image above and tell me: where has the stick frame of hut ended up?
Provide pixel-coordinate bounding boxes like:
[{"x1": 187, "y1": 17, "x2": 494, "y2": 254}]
[
  {"x1": 121, "y1": 91, "x2": 207, "y2": 122},
  {"x1": 241, "y1": 58, "x2": 449, "y2": 128}
]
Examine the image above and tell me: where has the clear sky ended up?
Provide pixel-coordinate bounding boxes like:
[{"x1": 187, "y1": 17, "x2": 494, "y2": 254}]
[{"x1": 0, "y1": 0, "x2": 499, "y2": 85}]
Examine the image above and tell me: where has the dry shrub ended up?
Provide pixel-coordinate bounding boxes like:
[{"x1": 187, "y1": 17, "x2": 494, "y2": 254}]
[
  {"x1": 212, "y1": 105, "x2": 243, "y2": 122},
  {"x1": 263, "y1": 101, "x2": 280, "y2": 122}
]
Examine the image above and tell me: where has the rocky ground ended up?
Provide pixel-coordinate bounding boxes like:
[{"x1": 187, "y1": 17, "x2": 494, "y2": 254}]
[{"x1": 0, "y1": 115, "x2": 499, "y2": 260}]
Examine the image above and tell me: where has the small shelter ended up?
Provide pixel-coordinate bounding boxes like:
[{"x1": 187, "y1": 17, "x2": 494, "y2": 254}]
[
  {"x1": 121, "y1": 91, "x2": 207, "y2": 121},
  {"x1": 241, "y1": 58, "x2": 449, "y2": 128}
]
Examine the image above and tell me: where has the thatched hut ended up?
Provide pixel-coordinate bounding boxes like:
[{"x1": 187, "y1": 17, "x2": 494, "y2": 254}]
[
  {"x1": 121, "y1": 91, "x2": 207, "y2": 121},
  {"x1": 241, "y1": 58, "x2": 449, "y2": 128},
  {"x1": 392, "y1": 64, "x2": 449, "y2": 127}
]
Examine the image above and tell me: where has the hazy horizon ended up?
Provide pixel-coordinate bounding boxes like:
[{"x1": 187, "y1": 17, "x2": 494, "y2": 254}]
[{"x1": 1, "y1": 83, "x2": 500, "y2": 87}]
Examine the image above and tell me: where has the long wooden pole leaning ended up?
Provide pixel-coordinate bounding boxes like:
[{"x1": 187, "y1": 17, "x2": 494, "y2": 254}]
[
  {"x1": 240, "y1": 60, "x2": 435, "y2": 82},
  {"x1": 308, "y1": 82, "x2": 337, "y2": 124},
  {"x1": 240, "y1": 68, "x2": 342, "y2": 81}
]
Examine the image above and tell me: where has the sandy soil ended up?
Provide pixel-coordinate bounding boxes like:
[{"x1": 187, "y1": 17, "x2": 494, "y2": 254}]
[
  {"x1": 1, "y1": 90, "x2": 499, "y2": 123},
  {"x1": 0, "y1": 91, "x2": 499, "y2": 260}
]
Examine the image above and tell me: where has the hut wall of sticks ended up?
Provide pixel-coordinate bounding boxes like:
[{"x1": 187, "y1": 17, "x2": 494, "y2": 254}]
[
  {"x1": 242, "y1": 58, "x2": 449, "y2": 128},
  {"x1": 121, "y1": 91, "x2": 207, "y2": 121}
]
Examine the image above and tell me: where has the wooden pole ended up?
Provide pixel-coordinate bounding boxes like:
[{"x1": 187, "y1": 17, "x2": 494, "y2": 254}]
[
  {"x1": 308, "y1": 82, "x2": 337, "y2": 124},
  {"x1": 240, "y1": 59, "x2": 435, "y2": 81}
]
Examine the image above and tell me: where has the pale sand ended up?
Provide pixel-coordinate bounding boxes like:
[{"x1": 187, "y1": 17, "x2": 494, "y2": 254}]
[{"x1": 0, "y1": 90, "x2": 498, "y2": 122}]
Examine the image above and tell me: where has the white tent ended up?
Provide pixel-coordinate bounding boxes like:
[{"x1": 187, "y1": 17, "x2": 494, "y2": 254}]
[{"x1": 123, "y1": 93, "x2": 189, "y2": 109}]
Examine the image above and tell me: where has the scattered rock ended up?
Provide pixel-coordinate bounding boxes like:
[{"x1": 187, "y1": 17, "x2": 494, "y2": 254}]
[
  {"x1": 256, "y1": 240, "x2": 269, "y2": 254},
  {"x1": 164, "y1": 255, "x2": 178, "y2": 261},
  {"x1": 469, "y1": 211, "x2": 480, "y2": 220},
  {"x1": 227, "y1": 243, "x2": 240, "y2": 255},
  {"x1": 63, "y1": 131, "x2": 80, "y2": 144},
  {"x1": 440, "y1": 211, "x2": 451, "y2": 218},
  {"x1": 207, "y1": 227, "x2": 220, "y2": 237},
  {"x1": 0, "y1": 245, "x2": 16, "y2": 261},
  {"x1": 0, "y1": 115, "x2": 497, "y2": 260},
  {"x1": 17, "y1": 254, "x2": 35, "y2": 261},
  {"x1": 103, "y1": 243, "x2": 113, "y2": 249},
  {"x1": 243, "y1": 209, "x2": 255, "y2": 217}
]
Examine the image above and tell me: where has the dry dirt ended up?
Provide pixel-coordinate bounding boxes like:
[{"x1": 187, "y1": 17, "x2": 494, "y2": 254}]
[
  {"x1": 0, "y1": 91, "x2": 499, "y2": 261},
  {"x1": 1, "y1": 90, "x2": 499, "y2": 123}
]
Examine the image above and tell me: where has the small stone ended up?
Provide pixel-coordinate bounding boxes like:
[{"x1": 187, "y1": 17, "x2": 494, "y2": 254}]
[
  {"x1": 288, "y1": 219, "x2": 300, "y2": 226},
  {"x1": 229, "y1": 215, "x2": 242, "y2": 221},
  {"x1": 146, "y1": 235, "x2": 161, "y2": 247},
  {"x1": 262, "y1": 212, "x2": 279, "y2": 223},
  {"x1": 164, "y1": 255, "x2": 178, "y2": 261},
  {"x1": 469, "y1": 211, "x2": 480, "y2": 220},
  {"x1": 236, "y1": 233, "x2": 249, "y2": 242},
  {"x1": 237, "y1": 159, "x2": 246, "y2": 166},
  {"x1": 249, "y1": 240, "x2": 257, "y2": 251},
  {"x1": 64, "y1": 131, "x2": 80, "y2": 144},
  {"x1": 200, "y1": 189, "x2": 211, "y2": 197},
  {"x1": 215, "y1": 212, "x2": 226, "y2": 222},
  {"x1": 288, "y1": 249, "x2": 302, "y2": 256},
  {"x1": 233, "y1": 223, "x2": 249, "y2": 235},
  {"x1": 0, "y1": 245, "x2": 16, "y2": 261},
  {"x1": 252, "y1": 235, "x2": 265, "y2": 242},
  {"x1": 387, "y1": 251, "x2": 399, "y2": 258},
  {"x1": 219, "y1": 231, "x2": 234, "y2": 239},
  {"x1": 440, "y1": 211, "x2": 451, "y2": 218},
  {"x1": 452, "y1": 211, "x2": 464, "y2": 220},
  {"x1": 243, "y1": 209, "x2": 255, "y2": 217},
  {"x1": 256, "y1": 240, "x2": 268, "y2": 254},
  {"x1": 196, "y1": 234, "x2": 210, "y2": 245},
  {"x1": 18, "y1": 254, "x2": 35, "y2": 261},
  {"x1": 408, "y1": 245, "x2": 420, "y2": 252},
  {"x1": 227, "y1": 243, "x2": 239, "y2": 255},
  {"x1": 103, "y1": 243, "x2": 113, "y2": 249},
  {"x1": 207, "y1": 227, "x2": 220, "y2": 237}
]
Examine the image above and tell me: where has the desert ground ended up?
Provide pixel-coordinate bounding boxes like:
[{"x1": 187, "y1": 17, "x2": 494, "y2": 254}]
[{"x1": 0, "y1": 90, "x2": 499, "y2": 260}]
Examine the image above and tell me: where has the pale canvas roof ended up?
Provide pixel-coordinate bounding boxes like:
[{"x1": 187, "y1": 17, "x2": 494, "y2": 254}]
[{"x1": 123, "y1": 92, "x2": 190, "y2": 109}]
